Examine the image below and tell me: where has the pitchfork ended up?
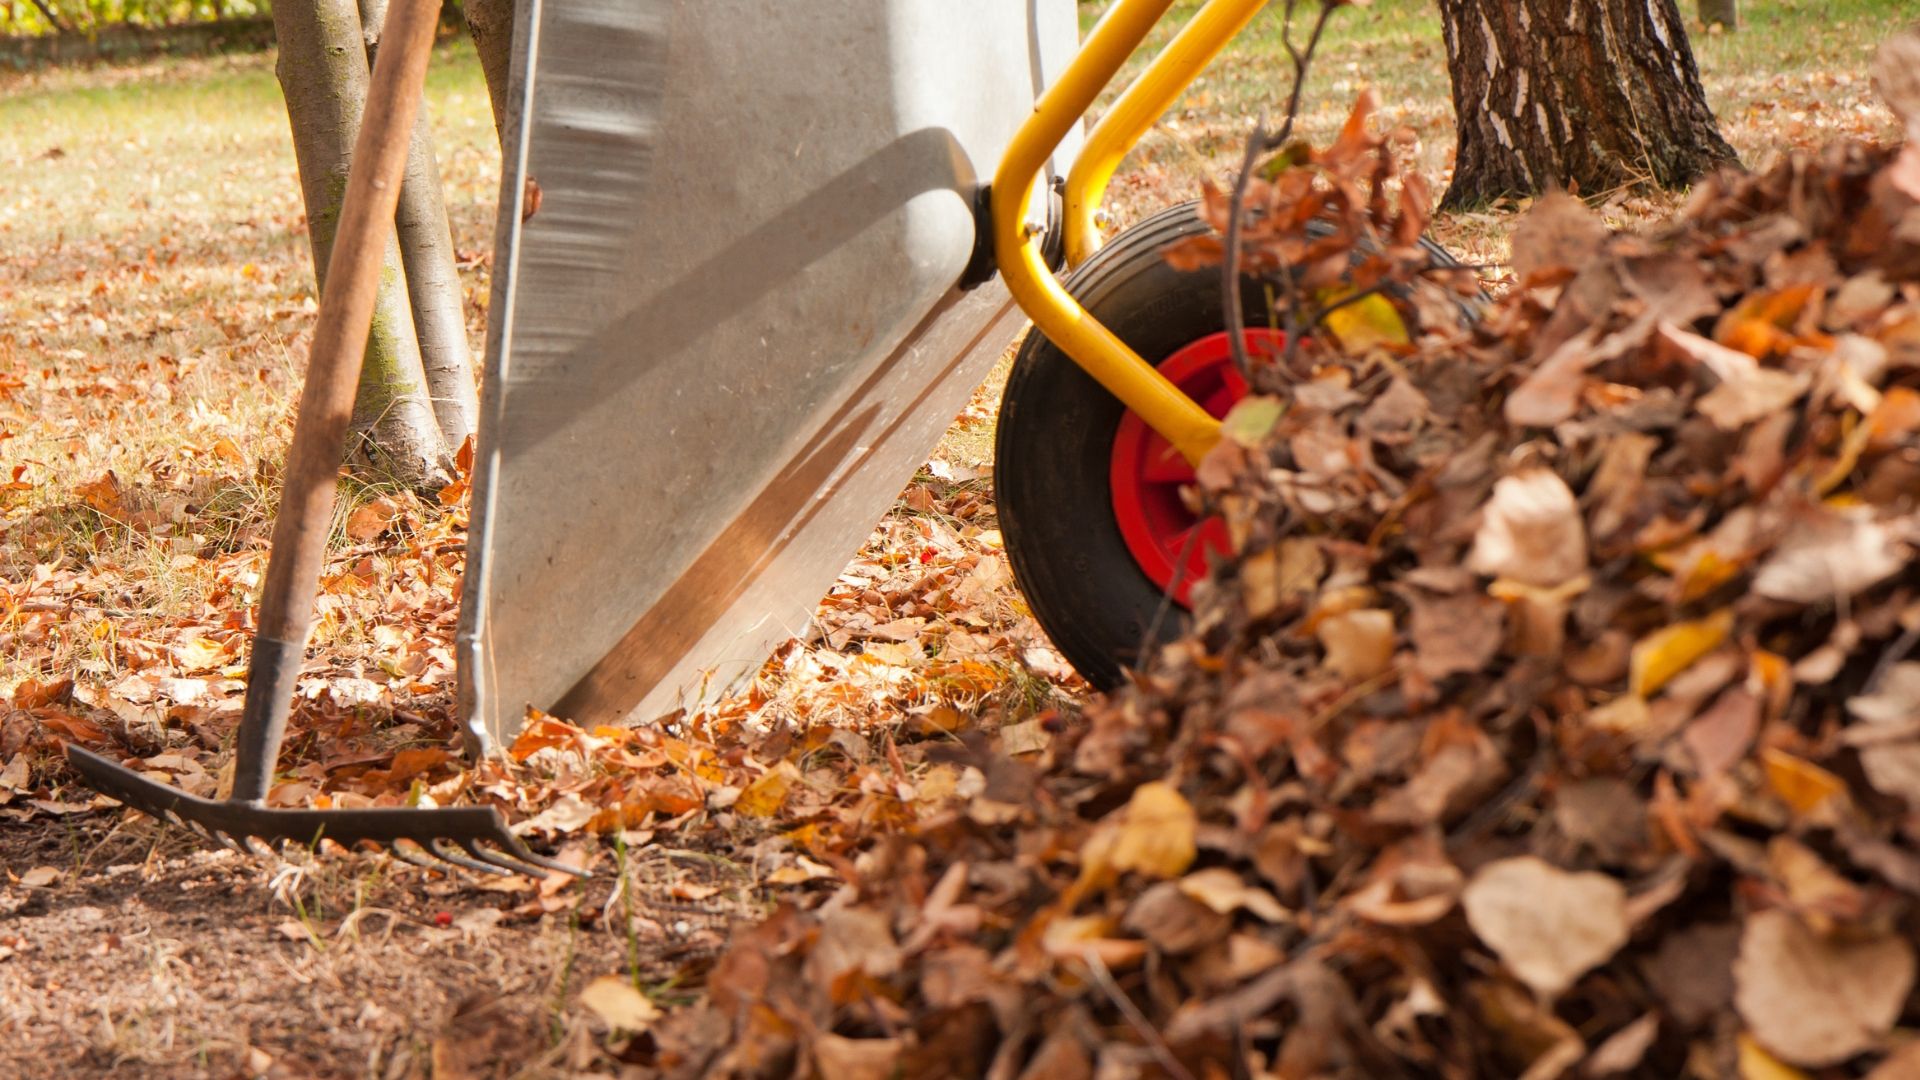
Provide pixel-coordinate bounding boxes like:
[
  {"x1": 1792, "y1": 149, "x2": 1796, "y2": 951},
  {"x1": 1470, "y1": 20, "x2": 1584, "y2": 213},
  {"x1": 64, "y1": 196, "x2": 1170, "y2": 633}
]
[{"x1": 65, "y1": 0, "x2": 578, "y2": 879}]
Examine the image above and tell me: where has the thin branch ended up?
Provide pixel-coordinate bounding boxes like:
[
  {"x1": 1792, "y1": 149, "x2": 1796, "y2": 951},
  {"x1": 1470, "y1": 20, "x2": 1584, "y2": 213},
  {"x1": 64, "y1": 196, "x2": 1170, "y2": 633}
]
[
  {"x1": 1223, "y1": 0, "x2": 1338, "y2": 381},
  {"x1": 1083, "y1": 950, "x2": 1198, "y2": 1080},
  {"x1": 1222, "y1": 111, "x2": 1269, "y2": 380}
]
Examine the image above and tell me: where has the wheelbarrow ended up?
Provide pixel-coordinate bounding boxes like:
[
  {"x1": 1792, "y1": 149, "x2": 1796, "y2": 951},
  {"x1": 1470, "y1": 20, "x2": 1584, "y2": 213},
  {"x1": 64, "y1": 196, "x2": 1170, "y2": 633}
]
[{"x1": 69, "y1": 0, "x2": 1405, "y2": 874}]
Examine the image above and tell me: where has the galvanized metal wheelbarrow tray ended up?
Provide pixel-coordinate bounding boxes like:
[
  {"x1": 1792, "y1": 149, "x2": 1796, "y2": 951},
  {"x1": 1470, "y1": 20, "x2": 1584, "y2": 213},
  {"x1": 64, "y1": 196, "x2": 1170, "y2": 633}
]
[{"x1": 71, "y1": 0, "x2": 1280, "y2": 874}]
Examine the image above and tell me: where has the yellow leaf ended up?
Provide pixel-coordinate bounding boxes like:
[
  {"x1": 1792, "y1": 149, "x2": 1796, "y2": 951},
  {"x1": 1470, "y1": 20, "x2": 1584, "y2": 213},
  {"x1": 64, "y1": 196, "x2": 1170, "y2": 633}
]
[
  {"x1": 1221, "y1": 396, "x2": 1284, "y2": 447},
  {"x1": 578, "y1": 975, "x2": 660, "y2": 1031},
  {"x1": 1110, "y1": 782, "x2": 1197, "y2": 879},
  {"x1": 736, "y1": 760, "x2": 802, "y2": 818},
  {"x1": 1629, "y1": 608, "x2": 1734, "y2": 698},
  {"x1": 1762, "y1": 749, "x2": 1847, "y2": 816},
  {"x1": 1737, "y1": 1034, "x2": 1811, "y2": 1080},
  {"x1": 1322, "y1": 290, "x2": 1410, "y2": 353},
  {"x1": 171, "y1": 635, "x2": 229, "y2": 674},
  {"x1": 1585, "y1": 694, "x2": 1652, "y2": 734}
]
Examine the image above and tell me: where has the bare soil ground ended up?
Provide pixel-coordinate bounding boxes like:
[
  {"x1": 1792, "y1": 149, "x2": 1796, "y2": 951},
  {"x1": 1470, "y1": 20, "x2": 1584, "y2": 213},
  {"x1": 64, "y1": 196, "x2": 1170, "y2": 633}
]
[{"x1": 2, "y1": 813, "x2": 755, "y2": 1078}]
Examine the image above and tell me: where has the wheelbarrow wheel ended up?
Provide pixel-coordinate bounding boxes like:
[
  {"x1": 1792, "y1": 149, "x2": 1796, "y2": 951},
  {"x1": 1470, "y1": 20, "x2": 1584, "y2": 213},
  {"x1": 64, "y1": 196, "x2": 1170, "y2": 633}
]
[{"x1": 994, "y1": 200, "x2": 1457, "y2": 687}]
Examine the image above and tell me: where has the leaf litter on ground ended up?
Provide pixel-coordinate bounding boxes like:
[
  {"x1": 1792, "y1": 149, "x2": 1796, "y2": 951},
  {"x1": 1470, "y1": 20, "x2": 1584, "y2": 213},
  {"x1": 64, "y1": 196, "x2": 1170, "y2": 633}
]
[{"x1": 629, "y1": 35, "x2": 1920, "y2": 1080}]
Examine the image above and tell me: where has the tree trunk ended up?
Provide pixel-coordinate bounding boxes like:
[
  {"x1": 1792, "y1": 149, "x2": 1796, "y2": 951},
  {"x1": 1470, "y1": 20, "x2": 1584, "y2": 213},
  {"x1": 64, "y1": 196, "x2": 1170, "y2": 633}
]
[
  {"x1": 1698, "y1": 0, "x2": 1738, "y2": 29},
  {"x1": 360, "y1": 0, "x2": 480, "y2": 451},
  {"x1": 27, "y1": 0, "x2": 71, "y2": 33},
  {"x1": 1436, "y1": 0, "x2": 1740, "y2": 210},
  {"x1": 461, "y1": 0, "x2": 515, "y2": 145},
  {"x1": 272, "y1": 0, "x2": 450, "y2": 489}
]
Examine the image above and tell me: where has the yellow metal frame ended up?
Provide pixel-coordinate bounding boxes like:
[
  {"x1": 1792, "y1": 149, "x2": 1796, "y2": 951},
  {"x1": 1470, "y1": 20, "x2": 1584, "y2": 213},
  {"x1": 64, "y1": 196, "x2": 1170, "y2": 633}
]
[{"x1": 993, "y1": 0, "x2": 1271, "y2": 466}]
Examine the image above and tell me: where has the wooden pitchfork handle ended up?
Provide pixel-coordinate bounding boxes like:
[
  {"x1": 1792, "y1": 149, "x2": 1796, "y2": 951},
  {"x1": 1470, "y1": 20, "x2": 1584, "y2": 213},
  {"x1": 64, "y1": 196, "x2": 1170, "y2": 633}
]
[{"x1": 231, "y1": 0, "x2": 446, "y2": 804}]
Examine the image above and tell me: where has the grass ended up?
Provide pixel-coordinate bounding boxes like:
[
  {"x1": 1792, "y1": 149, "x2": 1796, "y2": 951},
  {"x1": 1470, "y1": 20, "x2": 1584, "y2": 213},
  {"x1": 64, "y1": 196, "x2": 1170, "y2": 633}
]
[{"x1": 0, "y1": 42, "x2": 495, "y2": 689}]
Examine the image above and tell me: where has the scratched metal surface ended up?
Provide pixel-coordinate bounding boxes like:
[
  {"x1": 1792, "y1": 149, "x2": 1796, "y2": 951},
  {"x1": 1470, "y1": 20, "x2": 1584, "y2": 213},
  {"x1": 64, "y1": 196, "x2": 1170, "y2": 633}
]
[{"x1": 457, "y1": 0, "x2": 1082, "y2": 748}]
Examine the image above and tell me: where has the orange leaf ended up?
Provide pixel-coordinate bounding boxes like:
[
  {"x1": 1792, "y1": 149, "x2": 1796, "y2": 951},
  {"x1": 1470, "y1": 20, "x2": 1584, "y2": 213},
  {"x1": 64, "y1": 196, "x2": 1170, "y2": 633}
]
[
  {"x1": 509, "y1": 712, "x2": 585, "y2": 762},
  {"x1": 1762, "y1": 749, "x2": 1847, "y2": 816},
  {"x1": 1629, "y1": 609, "x2": 1734, "y2": 698},
  {"x1": 736, "y1": 761, "x2": 802, "y2": 818},
  {"x1": 39, "y1": 710, "x2": 108, "y2": 745},
  {"x1": 13, "y1": 677, "x2": 74, "y2": 709}
]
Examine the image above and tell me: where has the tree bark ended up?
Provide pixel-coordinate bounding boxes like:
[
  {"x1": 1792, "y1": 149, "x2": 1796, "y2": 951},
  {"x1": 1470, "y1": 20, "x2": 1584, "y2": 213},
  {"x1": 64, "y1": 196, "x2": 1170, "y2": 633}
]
[
  {"x1": 1698, "y1": 0, "x2": 1738, "y2": 29},
  {"x1": 1436, "y1": 0, "x2": 1740, "y2": 210},
  {"x1": 461, "y1": 0, "x2": 515, "y2": 146},
  {"x1": 272, "y1": 0, "x2": 451, "y2": 488},
  {"x1": 360, "y1": 0, "x2": 480, "y2": 451}
]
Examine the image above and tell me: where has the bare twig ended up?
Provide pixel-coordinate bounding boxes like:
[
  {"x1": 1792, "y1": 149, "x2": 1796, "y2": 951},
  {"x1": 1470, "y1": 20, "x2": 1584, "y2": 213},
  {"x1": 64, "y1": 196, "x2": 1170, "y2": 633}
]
[
  {"x1": 1223, "y1": 0, "x2": 1339, "y2": 380},
  {"x1": 1083, "y1": 950, "x2": 1198, "y2": 1080}
]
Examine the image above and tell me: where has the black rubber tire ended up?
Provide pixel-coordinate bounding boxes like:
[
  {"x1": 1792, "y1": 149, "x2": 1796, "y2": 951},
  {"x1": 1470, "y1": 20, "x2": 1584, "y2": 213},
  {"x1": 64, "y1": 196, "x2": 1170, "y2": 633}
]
[
  {"x1": 995, "y1": 201, "x2": 1459, "y2": 688},
  {"x1": 995, "y1": 201, "x2": 1265, "y2": 689}
]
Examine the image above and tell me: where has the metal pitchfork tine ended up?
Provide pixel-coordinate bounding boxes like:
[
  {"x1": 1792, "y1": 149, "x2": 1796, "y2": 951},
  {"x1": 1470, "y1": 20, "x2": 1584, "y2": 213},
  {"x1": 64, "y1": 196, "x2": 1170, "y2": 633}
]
[{"x1": 63, "y1": 0, "x2": 583, "y2": 881}]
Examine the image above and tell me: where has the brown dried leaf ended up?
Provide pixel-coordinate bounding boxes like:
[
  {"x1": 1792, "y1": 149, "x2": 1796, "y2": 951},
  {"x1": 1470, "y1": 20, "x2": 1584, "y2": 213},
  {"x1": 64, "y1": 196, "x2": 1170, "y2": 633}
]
[
  {"x1": 1316, "y1": 607, "x2": 1396, "y2": 681},
  {"x1": 1733, "y1": 908, "x2": 1916, "y2": 1067},
  {"x1": 1511, "y1": 191, "x2": 1608, "y2": 281},
  {"x1": 1469, "y1": 469, "x2": 1588, "y2": 589},
  {"x1": 1462, "y1": 857, "x2": 1629, "y2": 999},
  {"x1": 1408, "y1": 591, "x2": 1504, "y2": 680},
  {"x1": 1751, "y1": 507, "x2": 1906, "y2": 605}
]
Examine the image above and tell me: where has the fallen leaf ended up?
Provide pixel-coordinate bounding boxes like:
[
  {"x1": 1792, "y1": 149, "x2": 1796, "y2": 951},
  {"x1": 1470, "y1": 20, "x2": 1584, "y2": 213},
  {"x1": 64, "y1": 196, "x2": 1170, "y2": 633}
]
[
  {"x1": 1733, "y1": 908, "x2": 1915, "y2": 1067},
  {"x1": 1122, "y1": 881, "x2": 1232, "y2": 954},
  {"x1": 735, "y1": 760, "x2": 801, "y2": 818},
  {"x1": 1659, "y1": 323, "x2": 1809, "y2": 429},
  {"x1": 1629, "y1": 609, "x2": 1734, "y2": 698},
  {"x1": 1762, "y1": 749, "x2": 1847, "y2": 816},
  {"x1": 578, "y1": 975, "x2": 660, "y2": 1031},
  {"x1": 344, "y1": 496, "x2": 403, "y2": 541},
  {"x1": 19, "y1": 866, "x2": 61, "y2": 888},
  {"x1": 1469, "y1": 469, "x2": 1588, "y2": 589},
  {"x1": 811, "y1": 1034, "x2": 903, "y2": 1080},
  {"x1": 1684, "y1": 686, "x2": 1760, "y2": 777},
  {"x1": 1737, "y1": 1035, "x2": 1812, "y2": 1080},
  {"x1": 1462, "y1": 856, "x2": 1629, "y2": 999},
  {"x1": 1316, "y1": 608, "x2": 1395, "y2": 680},
  {"x1": 1178, "y1": 867, "x2": 1292, "y2": 922},
  {"x1": 1751, "y1": 506, "x2": 1906, "y2": 605},
  {"x1": 1584, "y1": 1012, "x2": 1658, "y2": 1076},
  {"x1": 1511, "y1": 190, "x2": 1608, "y2": 280}
]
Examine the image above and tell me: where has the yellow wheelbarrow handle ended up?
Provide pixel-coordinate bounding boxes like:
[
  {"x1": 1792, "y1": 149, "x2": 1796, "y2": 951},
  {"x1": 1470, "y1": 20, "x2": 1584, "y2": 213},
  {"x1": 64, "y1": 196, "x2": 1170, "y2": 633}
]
[{"x1": 993, "y1": 0, "x2": 1273, "y2": 466}]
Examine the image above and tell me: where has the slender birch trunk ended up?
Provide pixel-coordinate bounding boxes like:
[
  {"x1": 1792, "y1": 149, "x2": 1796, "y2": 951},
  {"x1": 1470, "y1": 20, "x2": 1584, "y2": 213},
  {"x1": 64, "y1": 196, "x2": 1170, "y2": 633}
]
[
  {"x1": 272, "y1": 0, "x2": 451, "y2": 488},
  {"x1": 359, "y1": 0, "x2": 479, "y2": 451},
  {"x1": 461, "y1": 0, "x2": 515, "y2": 145},
  {"x1": 1699, "y1": 0, "x2": 1739, "y2": 29}
]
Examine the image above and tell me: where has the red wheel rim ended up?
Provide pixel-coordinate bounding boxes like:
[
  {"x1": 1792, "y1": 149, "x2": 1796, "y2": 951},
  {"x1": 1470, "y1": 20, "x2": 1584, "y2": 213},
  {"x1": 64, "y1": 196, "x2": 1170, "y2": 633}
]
[{"x1": 1109, "y1": 330, "x2": 1280, "y2": 607}]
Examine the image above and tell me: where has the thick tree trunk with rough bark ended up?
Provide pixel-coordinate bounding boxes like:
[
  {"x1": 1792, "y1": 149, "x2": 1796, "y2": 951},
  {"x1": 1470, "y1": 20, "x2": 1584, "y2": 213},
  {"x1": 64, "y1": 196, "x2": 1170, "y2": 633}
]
[
  {"x1": 272, "y1": 0, "x2": 451, "y2": 488},
  {"x1": 360, "y1": 0, "x2": 479, "y2": 451},
  {"x1": 462, "y1": 0, "x2": 515, "y2": 145},
  {"x1": 1437, "y1": 0, "x2": 1739, "y2": 209}
]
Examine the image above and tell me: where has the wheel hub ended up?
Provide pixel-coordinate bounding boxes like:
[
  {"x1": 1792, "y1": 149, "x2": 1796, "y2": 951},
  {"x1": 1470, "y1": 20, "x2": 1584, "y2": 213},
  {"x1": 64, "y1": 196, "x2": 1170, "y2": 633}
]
[{"x1": 1108, "y1": 329, "x2": 1281, "y2": 607}]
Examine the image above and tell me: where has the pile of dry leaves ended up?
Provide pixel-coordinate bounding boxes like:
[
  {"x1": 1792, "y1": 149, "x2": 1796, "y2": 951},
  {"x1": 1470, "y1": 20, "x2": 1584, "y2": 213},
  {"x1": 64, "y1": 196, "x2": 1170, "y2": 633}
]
[{"x1": 644, "y1": 42, "x2": 1920, "y2": 1080}]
